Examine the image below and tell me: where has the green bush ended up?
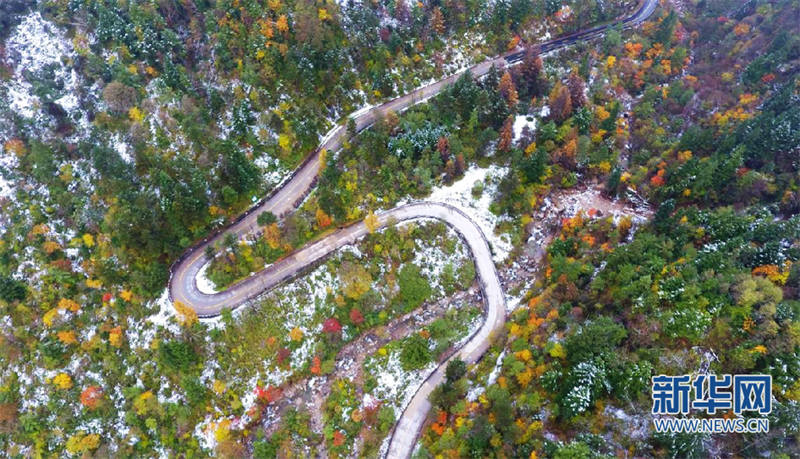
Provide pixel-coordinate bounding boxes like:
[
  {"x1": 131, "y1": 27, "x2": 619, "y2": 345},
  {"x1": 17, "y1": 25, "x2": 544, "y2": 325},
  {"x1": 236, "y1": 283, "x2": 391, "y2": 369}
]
[
  {"x1": 399, "y1": 334, "x2": 432, "y2": 371},
  {"x1": 257, "y1": 211, "x2": 277, "y2": 226},
  {"x1": 0, "y1": 275, "x2": 27, "y2": 302},
  {"x1": 564, "y1": 316, "x2": 627, "y2": 364},
  {"x1": 159, "y1": 340, "x2": 199, "y2": 373},
  {"x1": 397, "y1": 264, "x2": 432, "y2": 311}
]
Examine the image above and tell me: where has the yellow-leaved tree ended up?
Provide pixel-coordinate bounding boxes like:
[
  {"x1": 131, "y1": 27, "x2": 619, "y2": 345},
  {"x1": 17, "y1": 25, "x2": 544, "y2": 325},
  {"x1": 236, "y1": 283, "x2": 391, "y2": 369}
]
[
  {"x1": 108, "y1": 326, "x2": 124, "y2": 348},
  {"x1": 263, "y1": 223, "x2": 282, "y2": 249},
  {"x1": 65, "y1": 432, "x2": 101, "y2": 454},
  {"x1": 173, "y1": 301, "x2": 197, "y2": 327},
  {"x1": 58, "y1": 298, "x2": 80, "y2": 312},
  {"x1": 364, "y1": 211, "x2": 379, "y2": 234},
  {"x1": 52, "y1": 373, "x2": 72, "y2": 390},
  {"x1": 289, "y1": 327, "x2": 304, "y2": 342},
  {"x1": 339, "y1": 261, "x2": 372, "y2": 300}
]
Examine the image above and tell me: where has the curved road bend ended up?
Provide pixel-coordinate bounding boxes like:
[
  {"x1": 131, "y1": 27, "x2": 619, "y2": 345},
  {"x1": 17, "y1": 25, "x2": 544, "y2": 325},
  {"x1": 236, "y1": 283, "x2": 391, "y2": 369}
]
[
  {"x1": 167, "y1": 0, "x2": 657, "y2": 456},
  {"x1": 170, "y1": 0, "x2": 657, "y2": 317},
  {"x1": 169, "y1": 55, "x2": 508, "y2": 316}
]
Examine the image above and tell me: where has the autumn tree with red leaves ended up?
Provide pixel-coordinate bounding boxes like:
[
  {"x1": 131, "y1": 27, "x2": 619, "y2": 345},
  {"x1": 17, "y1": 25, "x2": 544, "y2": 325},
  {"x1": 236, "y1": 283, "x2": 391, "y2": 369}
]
[
  {"x1": 332, "y1": 430, "x2": 346, "y2": 447},
  {"x1": 455, "y1": 154, "x2": 466, "y2": 176},
  {"x1": 567, "y1": 70, "x2": 586, "y2": 108},
  {"x1": 437, "y1": 136, "x2": 450, "y2": 163},
  {"x1": 255, "y1": 385, "x2": 282, "y2": 403},
  {"x1": 322, "y1": 317, "x2": 342, "y2": 334},
  {"x1": 276, "y1": 347, "x2": 291, "y2": 364},
  {"x1": 315, "y1": 208, "x2": 332, "y2": 229},
  {"x1": 650, "y1": 169, "x2": 666, "y2": 187},
  {"x1": 520, "y1": 46, "x2": 543, "y2": 96},
  {"x1": 349, "y1": 307, "x2": 364, "y2": 325}
]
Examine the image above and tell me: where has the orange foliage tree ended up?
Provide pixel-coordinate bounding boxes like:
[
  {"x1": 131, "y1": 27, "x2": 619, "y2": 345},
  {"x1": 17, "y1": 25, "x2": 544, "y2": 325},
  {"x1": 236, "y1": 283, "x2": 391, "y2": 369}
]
[
  {"x1": 310, "y1": 355, "x2": 322, "y2": 375},
  {"x1": 431, "y1": 7, "x2": 445, "y2": 35},
  {"x1": 498, "y1": 71, "x2": 519, "y2": 108},
  {"x1": 316, "y1": 208, "x2": 332, "y2": 229},
  {"x1": 263, "y1": 222, "x2": 282, "y2": 249},
  {"x1": 80, "y1": 386, "x2": 104, "y2": 410},
  {"x1": 549, "y1": 82, "x2": 572, "y2": 123},
  {"x1": 497, "y1": 116, "x2": 514, "y2": 153}
]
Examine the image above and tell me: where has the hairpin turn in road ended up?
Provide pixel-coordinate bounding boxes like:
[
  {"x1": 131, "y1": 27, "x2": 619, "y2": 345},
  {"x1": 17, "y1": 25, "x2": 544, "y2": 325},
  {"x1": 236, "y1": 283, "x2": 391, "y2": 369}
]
[{"x1": 167, "y1": 0, "x2": 657, "y2": 456}]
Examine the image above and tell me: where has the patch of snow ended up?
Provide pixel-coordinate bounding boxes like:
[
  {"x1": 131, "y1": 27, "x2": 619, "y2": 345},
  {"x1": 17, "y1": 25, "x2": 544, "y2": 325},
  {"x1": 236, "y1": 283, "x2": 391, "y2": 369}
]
[
  {"x1": 466, "y1": 384, "x2": 484, "y2": 402},
  {"x1": 194, "y1": 416, "x2": 220, "y2": 452},
  {"x1": 424, "y1": 165, "x2": 513, "y2": 262},
  {"x1": 280, "y1": 266, "x2": 336, "y2": 332},
  {"x1": 3, "y1": 12, "x2": 72, "y2": 119},
  {"x1": 196, "y1": 260, "x2": 219, "y2": 294},
  {"x1": 362, "y1": 393, "x2": 380, "y2": 411},
  {"x1": 254, "y1": 153, "x2": 288, "y2": 187},
  {"x1": 604, "y1": 405, "x2": 652, "y2": 441},
  {"x1": 539, "y1": 105, "x2": 550, "y2": 118},
  {"x1": 55, "y1": 86, "x2": 79, "y2": 112},
  {"x1": 486, "y1": 350, "x2": 506, "y2": 386},
  {"x1": 411, "y1": 224, "x2": 468, "y2": 297},
  {"x1": 0, "y1": 153, "x2": 18, "y2": 198},
  {"x1": 504, "y1": 292, "x2": 526, "y2": 313},
  {"x1": 111, "y1": 135, "x2": 134, "y2": 164},
  {"x1": 290, "y1": 337, "x2": 317, "y2": 370},
  {"x1": 512, "y1": 115, "x2": 536, "y2": 142},
  {"x1": 140, "y1": 289, "x2": 180, "y2": 342},
  {"x1": 371, "y1": 352, "x2": 437, "y2": 417},
  {"x1": 157, "y1": 379, "x2": 182, "y2": 405},
  {"x1": 4, "y1": 13, "x2": 69, "y2": 71},
  {"x1": 6, "y1": 83, "x2": 38, "y2": 119}
]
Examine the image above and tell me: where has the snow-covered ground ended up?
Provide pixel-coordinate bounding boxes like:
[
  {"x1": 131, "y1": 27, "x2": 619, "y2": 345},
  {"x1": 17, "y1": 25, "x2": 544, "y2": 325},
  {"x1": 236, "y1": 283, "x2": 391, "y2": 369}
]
[
  {"x1": 0, "y1": 153, "x2": 17, "y2": 198},
  {"x1": 196, "y1": 260, "x2": 219, "y2": 294},
  {"x1": 138, "y1": 289, "x2": 181, "y2": 344},
  {"x1": 1, "y1": 12, "x2": 81, "y2": 199},
  {"x1": 3, "y1": 12, "x2": 78, "y2": 121},
  {"x1": 549, "y1": 187, "x2": 652, "y2": 225},
  {"x1": 372, "y1": 300, "x2": 484, "y2": 457},
  {"x1": 412, "y1": 224, "x2": 470, "y2": 297},
  {"x1": 370, "y1": 353, "x2": 437, "y2": 417},
  {"x1": 280, "y1": 266, "x2": 337, "y2": 369},
  {"x1": 254, "y1": 152, "x2": 290, "y2": 187},
  {"x1": 512, "y1": 114, "x2": 537, "y2": 141},
  {"x1": 424, "y1": 165, "x2": 513, "y2": 262},
  {"x1": 4, "y1": 13, "x2": 66, "y2": 117},
  {"x1": 467, "y1": 349, "x2": 506, "y2": 401},
  {"x1": 189, "y1": 257, "x2": 339, "y2": 449},
  {"x1": 504, "y1": 291, "x2": 526, "y2": 313},
  {"x1": 112, "y1": 134, "x2": 134, "y2": 164},
  {"x1": 3, "y1": 13, "x2": 69, "y2": 72}
]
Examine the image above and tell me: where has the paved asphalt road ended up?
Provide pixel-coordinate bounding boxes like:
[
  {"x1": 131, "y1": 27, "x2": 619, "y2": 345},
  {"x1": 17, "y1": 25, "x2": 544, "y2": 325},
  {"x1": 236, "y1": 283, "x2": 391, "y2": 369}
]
[{"x1": 167, "y1": 0, "x2": 657, "y2": 455}]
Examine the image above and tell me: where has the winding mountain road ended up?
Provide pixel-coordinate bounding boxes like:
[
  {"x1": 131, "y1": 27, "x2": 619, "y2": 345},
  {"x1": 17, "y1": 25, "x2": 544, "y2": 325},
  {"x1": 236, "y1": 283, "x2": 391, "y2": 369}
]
[{"x1": 167, "y1": 0, "x2": 657, "y2": 456}]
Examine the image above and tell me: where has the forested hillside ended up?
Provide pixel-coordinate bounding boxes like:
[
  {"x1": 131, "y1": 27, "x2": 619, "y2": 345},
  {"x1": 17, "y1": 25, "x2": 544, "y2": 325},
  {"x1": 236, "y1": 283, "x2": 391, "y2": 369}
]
[
  {"x1": 1, "y1": 0, "x2": 798, "y2": 457},
  {"x1": 417, "y1": 1, "x2": 800, "y2": 457},
  {"x1": 0, "y1": 0, "x2": 633, "y2": 456}
]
